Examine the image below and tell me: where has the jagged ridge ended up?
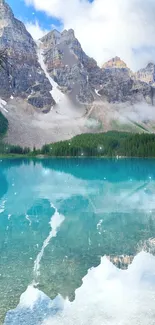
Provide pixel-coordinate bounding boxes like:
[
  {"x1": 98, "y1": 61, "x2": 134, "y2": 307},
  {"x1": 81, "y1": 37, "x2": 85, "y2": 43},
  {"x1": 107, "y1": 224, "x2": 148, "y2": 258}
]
[
  {"x1": 0, "y1": 0, "x2": 55, "y2": 111},
  {"x1": 0, "y1": 0, "x2": 155, "y2": 148}
]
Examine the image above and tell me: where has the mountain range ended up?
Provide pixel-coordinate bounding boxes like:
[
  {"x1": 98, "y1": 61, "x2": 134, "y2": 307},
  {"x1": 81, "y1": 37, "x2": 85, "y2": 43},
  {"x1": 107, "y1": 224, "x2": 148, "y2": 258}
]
[{"x1": 1, "y1": 0, "x2": 155, "y2": 148}]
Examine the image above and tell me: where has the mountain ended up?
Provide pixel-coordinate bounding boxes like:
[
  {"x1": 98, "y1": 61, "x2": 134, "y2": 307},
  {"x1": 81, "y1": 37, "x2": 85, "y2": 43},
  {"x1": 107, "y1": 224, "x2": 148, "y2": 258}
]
[
  {"x1": 0, "y1": 0, "x2": 55, "y2": 111},
  {"x1": 135, "y1": 63, "x2": 155, "y2": 86},
  {"x1": 39, "y1": 28, "x2": 98, "y2": 104},
  {"x1": 0, "y1": 0, "x2": 155, "y2": 148},
  {"x1": 39, "y1": 34, "x2": 153, "y2": 105},
  {"x1": 97, "y1": 57, "x2": 153, "y2": 104},
  {"x1": 102, "y1": 56, "x2": 128, "y2": 69}
]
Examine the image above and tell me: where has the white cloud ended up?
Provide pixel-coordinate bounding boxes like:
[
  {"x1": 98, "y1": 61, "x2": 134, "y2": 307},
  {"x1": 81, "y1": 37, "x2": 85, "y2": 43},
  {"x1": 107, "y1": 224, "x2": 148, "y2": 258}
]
[
  {"x1": 25, "y1": 20, "x2": 49, "y2": 40},
  {"x1": 24, "y1": 0, "x2": 155, "y2": 70}
]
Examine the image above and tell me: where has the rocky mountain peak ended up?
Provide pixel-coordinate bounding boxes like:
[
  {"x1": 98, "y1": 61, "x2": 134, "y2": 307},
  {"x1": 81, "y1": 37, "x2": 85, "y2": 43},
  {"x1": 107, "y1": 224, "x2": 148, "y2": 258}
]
[
  {"x1": 102, "y1": 56, "x2": 128, "y2": 69},
  {"x1": 41, "y1": 29, "x2": 76, "y2": 49},
  {"x1": 61, "y1": 29, "x2": 75, "y2": 41},
  {"x1": 146, "y1": 62, "x2": 155, "y2": 69},
  {"x1": 40, "y1": 27, "x2": 98, "y2": 104},
  {"x1": 0, "y1": 0, "x2": 154, "y2": 149},
  {"x1": 0, "y1": 0, "x2": 55, "y2": 110},
  {"x1": 0, "y1": 0, "x2": 154, "y2": 131},
  {"x1": 0, "y1": 0, "x2": 14, "y2": 30},
  {"x1": 0, "y1": 0, "x2": 35, "y2": 49},
  {"x1": 0, "y1": 0, "x2": 7, "y2": 7},
  {"x1": 40, "y1": 29, "x2": 61, "y2": 49},
  {"x1": 135, "y1": 62, "x2": 155, "y2": 85},
  {"x1": 0, "y1": 0, "x2": 8, "y2": 8}
]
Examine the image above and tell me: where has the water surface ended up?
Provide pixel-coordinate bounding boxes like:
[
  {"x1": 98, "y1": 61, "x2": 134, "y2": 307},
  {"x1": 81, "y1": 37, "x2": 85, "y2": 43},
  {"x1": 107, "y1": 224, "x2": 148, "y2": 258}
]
[{"x1": 0, "y1": 158, "x2": 155, "y2": 324}]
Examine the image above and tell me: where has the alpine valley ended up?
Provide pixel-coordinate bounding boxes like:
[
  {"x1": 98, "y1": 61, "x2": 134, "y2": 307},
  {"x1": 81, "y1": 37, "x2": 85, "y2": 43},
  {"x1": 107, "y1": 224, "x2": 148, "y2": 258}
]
[{"x1": 1, "y1": 0, "x2": 155, "y2": 148}]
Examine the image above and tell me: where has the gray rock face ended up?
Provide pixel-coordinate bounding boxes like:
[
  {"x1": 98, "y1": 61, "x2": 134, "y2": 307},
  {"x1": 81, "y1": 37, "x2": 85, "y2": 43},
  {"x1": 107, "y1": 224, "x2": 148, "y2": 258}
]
[
  {"x1": 0, "y1": 0, "x2": 154, "y2": 114},
  {"x1": 0, "y1": 0, "x2": 55, "y2": 110},
  {"x1": 97, "y1": 58, "x2": 154, "y2": 104},
  {"x1": 40, "y1": 29, "x2": 97, "y2": 104},
  {"x1": 98, "y1": 67, "x2": 153, "y2": 104},
  {"x1": 40, "y1": 29, "x2": 154, "y2": 106},
  {"x1": 135, "y1": 63, "x2": 155, "y2": 85}
]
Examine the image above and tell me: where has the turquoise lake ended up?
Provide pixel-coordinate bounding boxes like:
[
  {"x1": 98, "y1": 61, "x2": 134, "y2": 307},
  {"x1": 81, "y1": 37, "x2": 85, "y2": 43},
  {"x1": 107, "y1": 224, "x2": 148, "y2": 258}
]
[{"x1": 1, "y1": 158, "x2": 155, "y2": 325}]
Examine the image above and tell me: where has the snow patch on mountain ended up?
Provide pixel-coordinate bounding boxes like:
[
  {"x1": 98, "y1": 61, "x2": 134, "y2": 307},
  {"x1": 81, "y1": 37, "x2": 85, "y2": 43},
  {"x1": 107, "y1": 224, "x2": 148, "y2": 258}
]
[
  {"x1": 37, "y1": 43, "x2": 64, "y2": 105},
  {"x1": 95, "y1": 89, "x2": 101, "y2": 97},
  {"x1": 0, "y1": 98, "x2": 8, "y2": 112}
]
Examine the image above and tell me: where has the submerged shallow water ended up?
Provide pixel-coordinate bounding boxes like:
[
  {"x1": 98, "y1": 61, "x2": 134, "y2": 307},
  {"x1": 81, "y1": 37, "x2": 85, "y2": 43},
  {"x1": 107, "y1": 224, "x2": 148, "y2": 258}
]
[{"x1": 0, "y1": 158, "x2": 155, "y2": 324}]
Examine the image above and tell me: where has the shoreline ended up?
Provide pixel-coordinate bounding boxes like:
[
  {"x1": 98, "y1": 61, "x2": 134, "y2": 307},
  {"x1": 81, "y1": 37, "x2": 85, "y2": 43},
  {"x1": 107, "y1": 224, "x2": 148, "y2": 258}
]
[{"x1": 1, "y1": 155, "x2": 155, "y2": 159}]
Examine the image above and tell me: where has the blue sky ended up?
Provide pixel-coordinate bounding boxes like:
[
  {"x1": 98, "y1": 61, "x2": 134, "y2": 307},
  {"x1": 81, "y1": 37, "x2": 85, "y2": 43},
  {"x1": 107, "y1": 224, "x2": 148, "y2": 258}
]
[{"x1": 7, "y1": 0, "x2": 61, "y2": 30}]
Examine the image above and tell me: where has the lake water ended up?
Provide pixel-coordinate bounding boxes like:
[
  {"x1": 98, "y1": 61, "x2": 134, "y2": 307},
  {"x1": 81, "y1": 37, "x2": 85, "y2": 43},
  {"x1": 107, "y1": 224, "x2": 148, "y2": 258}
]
[{"x1": 0, "y1": 158, "x2": 155, "y2": 324}]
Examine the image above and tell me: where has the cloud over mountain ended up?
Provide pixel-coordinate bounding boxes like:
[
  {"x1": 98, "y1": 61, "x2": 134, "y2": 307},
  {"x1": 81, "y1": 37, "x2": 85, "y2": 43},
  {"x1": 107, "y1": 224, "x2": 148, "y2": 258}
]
[
  {"x1": 24, "y1": 0, "x2": 155, "y2": 70},
  {"x1": 25, "y1": 20, "x2": 48, "y2": 39}
]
